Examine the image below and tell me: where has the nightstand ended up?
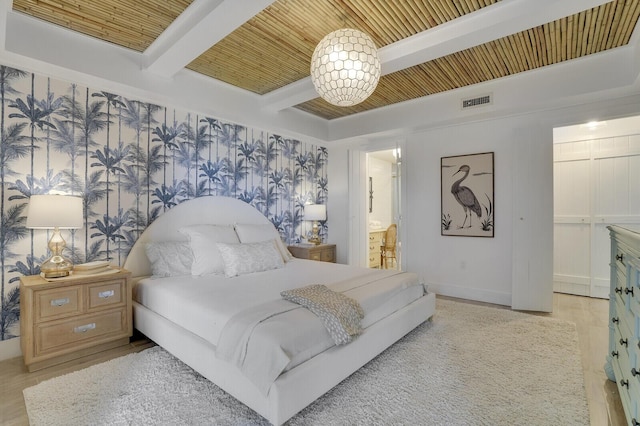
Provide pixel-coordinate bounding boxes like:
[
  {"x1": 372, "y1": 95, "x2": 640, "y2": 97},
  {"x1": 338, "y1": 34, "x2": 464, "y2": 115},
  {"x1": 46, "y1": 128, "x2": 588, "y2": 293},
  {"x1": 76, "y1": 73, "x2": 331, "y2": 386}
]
[
  {"x1": 20, "y1": 268, "x2": 132, "y2": 372},
  {"x1": 288, "y1": 244, "x2": 336, "y2": 263}
]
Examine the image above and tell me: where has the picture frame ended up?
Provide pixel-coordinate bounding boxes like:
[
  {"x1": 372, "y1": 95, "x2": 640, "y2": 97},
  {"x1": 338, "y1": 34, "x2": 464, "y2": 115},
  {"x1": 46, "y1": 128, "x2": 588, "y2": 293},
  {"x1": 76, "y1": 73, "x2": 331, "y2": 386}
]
[{"x1": 441, "y1": 152, "x2": 494, "y2": 237}]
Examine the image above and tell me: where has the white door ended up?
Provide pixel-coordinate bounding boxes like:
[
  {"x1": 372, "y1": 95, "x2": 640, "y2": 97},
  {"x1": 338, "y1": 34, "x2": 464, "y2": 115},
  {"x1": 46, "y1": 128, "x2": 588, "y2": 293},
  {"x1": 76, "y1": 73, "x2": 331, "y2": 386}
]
[{"x1": 553, "y1": 123, "x2": 640, "y2": 298}]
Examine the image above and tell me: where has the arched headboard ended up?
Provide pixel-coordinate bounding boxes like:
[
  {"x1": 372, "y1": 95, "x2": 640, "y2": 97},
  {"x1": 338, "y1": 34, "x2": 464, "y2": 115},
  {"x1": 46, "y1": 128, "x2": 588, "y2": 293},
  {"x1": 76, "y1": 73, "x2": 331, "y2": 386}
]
[{"x1": 123, "y1": 196, "x2": 271, "y2": 278}]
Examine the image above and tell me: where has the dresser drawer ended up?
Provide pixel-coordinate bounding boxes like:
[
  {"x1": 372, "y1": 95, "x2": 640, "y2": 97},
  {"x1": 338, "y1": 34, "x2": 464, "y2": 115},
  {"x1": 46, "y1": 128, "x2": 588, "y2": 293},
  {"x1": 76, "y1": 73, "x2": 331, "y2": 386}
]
[
  {"x1": 88, "y1": 280, "x2": 125, "y2": 310},
  {"x1": 35, "y1": 286, "x2": 83, "y2": 322},
  {"x1": 612, "y1": 357, "x2": 634, "y2": 424},
  {"x1": 35, "y1": 309, "x2": 127, "y2": 355},
  {"x1": 369, "y1": 234, "x2": 382, "y2": 244}
]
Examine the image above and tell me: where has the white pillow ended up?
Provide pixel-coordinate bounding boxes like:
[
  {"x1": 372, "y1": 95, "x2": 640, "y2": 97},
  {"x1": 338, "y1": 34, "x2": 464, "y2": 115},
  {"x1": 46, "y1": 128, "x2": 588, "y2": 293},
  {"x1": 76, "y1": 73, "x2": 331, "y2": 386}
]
[
  {"x1": 179, "y1": 225, "x2": 239, "y2": 276},
  {"x1": 234, "y1": 223, "x2": 293, "y2": 262},
  {"x1": 217, "y1": 240, "x2": 285, "y2": 277},
  {"x1": 144, "y1": 241, "x2": 193, "y2": 277}
]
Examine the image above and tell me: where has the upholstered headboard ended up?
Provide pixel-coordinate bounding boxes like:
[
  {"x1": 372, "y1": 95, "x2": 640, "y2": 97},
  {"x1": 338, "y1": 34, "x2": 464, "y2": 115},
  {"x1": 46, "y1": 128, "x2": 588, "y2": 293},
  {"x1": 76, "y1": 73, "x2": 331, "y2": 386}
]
[{"x1": 123, "y1": 196, "x2": 272, "y2": 278}]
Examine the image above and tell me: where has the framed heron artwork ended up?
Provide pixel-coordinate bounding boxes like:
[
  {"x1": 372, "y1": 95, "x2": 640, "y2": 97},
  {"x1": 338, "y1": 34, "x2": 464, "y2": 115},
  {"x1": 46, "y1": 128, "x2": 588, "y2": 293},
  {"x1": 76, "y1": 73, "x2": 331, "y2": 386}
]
[{"x1": 441, "y1": 152, "x2": 494, "y2": 237}]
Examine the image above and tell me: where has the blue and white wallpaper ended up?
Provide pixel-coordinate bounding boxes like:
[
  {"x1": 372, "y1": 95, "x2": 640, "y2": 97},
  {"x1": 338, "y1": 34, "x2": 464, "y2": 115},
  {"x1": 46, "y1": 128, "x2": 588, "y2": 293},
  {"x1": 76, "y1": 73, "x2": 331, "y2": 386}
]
[{"x1": 0, "y1": 65, "x2": 328, "y2": 342}]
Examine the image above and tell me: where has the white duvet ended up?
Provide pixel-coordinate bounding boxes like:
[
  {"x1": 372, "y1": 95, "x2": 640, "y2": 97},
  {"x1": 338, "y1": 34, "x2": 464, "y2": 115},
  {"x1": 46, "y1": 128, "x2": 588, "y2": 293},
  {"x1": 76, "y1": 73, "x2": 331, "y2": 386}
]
[{"x1": 134, "y1": 259, "x2": 425, "y2": 392}]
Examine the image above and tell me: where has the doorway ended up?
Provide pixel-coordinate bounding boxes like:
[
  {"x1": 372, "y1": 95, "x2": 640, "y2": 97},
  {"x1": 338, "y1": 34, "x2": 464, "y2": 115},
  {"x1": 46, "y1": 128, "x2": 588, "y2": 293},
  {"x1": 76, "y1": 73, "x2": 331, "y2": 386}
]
[
  {"x1": 553, "y1": 115, "x2": 640, "y2": 298},
  {"x1": 366, "y1": 149, "x2": 401, "y2": 269}
]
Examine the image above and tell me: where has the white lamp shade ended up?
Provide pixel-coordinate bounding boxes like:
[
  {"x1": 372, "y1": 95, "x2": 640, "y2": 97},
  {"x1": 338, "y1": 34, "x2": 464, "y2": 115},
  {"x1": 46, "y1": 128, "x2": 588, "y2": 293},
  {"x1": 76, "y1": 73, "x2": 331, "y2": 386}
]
[
  {"x1": 310, "y1": 28, "x2": 381, "y2": 107},
  {"x1": 304, "y1": 204, "x2": 326, "y2": 221},
  {"x1": 26, "y1": 194, "x2": 84, "y2": 229}
]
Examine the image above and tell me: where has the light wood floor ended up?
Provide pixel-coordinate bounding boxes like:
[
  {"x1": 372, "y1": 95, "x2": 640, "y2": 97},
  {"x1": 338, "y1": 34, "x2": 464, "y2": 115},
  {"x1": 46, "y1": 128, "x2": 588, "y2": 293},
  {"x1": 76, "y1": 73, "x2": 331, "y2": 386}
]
[{"x1": 0, "y1": 293, "x2": 626, "y2": 425}]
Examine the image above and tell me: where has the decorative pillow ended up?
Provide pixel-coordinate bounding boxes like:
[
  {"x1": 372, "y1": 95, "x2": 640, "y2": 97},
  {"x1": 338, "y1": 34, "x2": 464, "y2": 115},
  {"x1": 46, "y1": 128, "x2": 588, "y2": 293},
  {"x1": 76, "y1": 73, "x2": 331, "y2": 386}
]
[
  {"x1": 234, "y1": 223, "x2": 293, "y2": 262},
  {"x1": 179, "y1": 225, "x2": 239, "y2": 276},
  {"x1": 216, "y1": 240, "x2": 285, "y2": 277},
  {"x1": 144, "y1": 241, "x2": 193, "y2": 278}
]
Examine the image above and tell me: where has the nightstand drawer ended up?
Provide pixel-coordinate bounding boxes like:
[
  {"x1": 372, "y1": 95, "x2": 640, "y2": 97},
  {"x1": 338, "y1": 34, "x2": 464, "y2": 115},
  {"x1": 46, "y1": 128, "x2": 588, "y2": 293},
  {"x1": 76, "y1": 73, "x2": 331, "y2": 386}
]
[
  {"x1": 288, "y1": 244, "x2": 336, "y2": 263},
  {"x1": 88, "y1": 280, "x2": 124, "y2": 310},
  {"x1": 36, "y1": 309, "x2": 127, "y2": 355},
  {"x1": 35, "y1": 286, "x2": 82, "y2": 322},
  {"x1": 320, "y1": 248, "x2": 335, "y2": 262},
  {"x1": 21, "y1": 268, "x2": 132, "y2": 371},
  {"x1": 309, "y1": 251, "x2": 322, "y2": 261}
]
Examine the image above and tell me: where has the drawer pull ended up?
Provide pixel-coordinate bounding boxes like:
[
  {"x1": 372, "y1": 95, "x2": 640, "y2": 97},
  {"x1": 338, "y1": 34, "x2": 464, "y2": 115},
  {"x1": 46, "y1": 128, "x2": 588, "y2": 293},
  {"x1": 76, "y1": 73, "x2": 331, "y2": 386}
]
[
  {"x1": 616, "y1": 253, "x2": 624, "y2": 262},
  {"x1": 620, "y1": 379, "x2": 629, "y2": 388},
  {"x1": 615, "y1": 287, "x2": 623, "y2": 294},
  {"x1": 98, "y1": 290, "x2": 115, "y2": 299},
  {"x1": 620, "y1": 338, "x2": 628, "y2": 347},
  {"x1": 73, "y1": 323, "x2": 96, "y2": 333},
  {"x1": 50, "y1": 298, "x2": 70, "y2": 307},
  {"x1": 632, "y1": 368, "x2": 639, "y2": 377},
  {"x1": 625, "y1": 287, "x2": 634, "y2": 296},
  {"x1": 611, "y1": 350, "x2": 619, "y2": 358},
  {"x1": 612, "y1": 317, "x2": 619, "y2": 324},
  {"x1": 632, "y1": 419, "x2": 639, "y2": 426}
]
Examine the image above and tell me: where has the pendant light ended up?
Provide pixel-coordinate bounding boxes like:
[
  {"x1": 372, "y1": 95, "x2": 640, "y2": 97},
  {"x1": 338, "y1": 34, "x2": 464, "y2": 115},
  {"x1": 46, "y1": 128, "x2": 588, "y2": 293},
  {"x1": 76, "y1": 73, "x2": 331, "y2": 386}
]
[{"x1": 310, "y1": 28, "x2": 381, "y2": 107}]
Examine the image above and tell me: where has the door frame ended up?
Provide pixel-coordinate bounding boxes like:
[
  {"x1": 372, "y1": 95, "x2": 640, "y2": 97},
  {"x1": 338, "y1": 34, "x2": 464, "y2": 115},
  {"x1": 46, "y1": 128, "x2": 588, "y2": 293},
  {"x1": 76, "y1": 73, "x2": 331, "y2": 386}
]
[{"x1": 348, "y1": 139, "x2": 407, "y2": 269}]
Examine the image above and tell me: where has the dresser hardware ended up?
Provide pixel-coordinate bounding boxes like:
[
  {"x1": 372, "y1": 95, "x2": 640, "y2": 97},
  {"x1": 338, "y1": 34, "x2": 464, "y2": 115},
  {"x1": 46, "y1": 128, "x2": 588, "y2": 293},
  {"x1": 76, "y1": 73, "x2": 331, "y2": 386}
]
[
  {"x1": 615, "y1": 287, "x2": 623, "y2": 294},
  {"x1": 632, "y1": 368, "x2": 640, "y2": 377},
  {"x1": 625, "y1": 287, "x2": 634, "y2": 296},
  {"x1": 632, "y1": 419, "x2": 639, "y2": 426},
  {"x1": 98, "y1": 290, "x2": 115, "y2": 299},
  {"x1": 620, "y1": 379, "x2": 629, "y2": 388},
  {"x1": 612, "y1": 317, "x2": 619, "y2": 324},
  {"x1": 616, "y1": 253, "x2": 624, "y2": 262},
  {"x1": 50, "y1": 297, "x2": 70, "y2": 307},
  {"x1": 73, "y1": 323, "x2": 96, "y2": 333},
  {"x1": 611, "y1": 350, "x2": 619, "y2": 358},
  {"x1": 620, "y1": 338, "x2": 628, "y2": 347}
]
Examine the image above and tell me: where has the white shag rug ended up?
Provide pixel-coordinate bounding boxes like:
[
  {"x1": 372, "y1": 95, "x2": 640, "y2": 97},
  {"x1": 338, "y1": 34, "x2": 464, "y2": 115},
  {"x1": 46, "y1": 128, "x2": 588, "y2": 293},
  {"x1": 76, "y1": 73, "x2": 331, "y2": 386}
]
[{"x1": 23, "y1": 298, "x2": 589, "y2": 425}]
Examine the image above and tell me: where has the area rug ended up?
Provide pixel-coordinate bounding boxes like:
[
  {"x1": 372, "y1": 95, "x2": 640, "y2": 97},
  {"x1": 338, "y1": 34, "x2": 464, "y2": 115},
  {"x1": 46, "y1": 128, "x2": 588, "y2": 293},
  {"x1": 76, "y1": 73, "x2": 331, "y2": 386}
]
[{"x1": 23, "y1": 298, "x2": 589, "y2": 425}]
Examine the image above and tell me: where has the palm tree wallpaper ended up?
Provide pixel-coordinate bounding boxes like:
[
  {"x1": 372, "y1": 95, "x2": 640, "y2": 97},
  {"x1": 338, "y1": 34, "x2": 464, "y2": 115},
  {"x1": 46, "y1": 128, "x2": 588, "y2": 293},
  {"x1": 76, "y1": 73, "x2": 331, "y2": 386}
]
[{"x1": 0, "y1": 65, "x2": 328, "y2": 343}]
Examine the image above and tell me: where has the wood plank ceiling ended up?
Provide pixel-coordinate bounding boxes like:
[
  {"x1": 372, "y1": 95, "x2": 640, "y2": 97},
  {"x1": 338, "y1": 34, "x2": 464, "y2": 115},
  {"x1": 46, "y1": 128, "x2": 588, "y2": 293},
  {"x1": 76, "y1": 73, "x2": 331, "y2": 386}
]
[{"x1": 12, "y1": 0, "x2": 640, "y2": 120}]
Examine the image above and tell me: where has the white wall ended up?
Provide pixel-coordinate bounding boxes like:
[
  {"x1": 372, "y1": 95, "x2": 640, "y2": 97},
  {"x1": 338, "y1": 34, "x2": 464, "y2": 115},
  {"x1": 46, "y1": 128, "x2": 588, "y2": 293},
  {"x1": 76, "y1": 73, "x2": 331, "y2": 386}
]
[
  {"x1": 329, "y1": 94, "x2": 640, "y2": 309},
  {"x1": 405, "y1": 117, "x2": 517, "y2": 305}
]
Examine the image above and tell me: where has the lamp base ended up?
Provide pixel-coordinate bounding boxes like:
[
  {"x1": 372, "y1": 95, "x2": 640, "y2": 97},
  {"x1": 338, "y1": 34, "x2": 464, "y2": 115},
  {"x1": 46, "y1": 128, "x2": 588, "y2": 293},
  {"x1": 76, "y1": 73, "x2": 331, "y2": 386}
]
[
  {"x1": 308, "y1": 220, "x2": 322, "y2": 245},
  {"x1": 40, "y1": 255, "x2": 73, "y2": 279}
]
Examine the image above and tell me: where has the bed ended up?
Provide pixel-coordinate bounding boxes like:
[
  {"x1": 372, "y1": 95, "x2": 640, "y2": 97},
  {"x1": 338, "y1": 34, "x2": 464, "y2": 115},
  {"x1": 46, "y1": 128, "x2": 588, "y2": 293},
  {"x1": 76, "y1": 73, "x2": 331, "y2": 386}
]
[{"x1": 123, "y1": 196, "x2": 436, "y2": 425}]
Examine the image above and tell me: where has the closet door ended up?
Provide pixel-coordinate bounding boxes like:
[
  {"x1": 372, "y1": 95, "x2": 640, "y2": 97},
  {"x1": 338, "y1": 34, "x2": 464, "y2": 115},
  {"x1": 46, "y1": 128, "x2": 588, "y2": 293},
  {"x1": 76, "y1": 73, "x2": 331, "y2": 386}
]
[
  {"x1": 553, "y1": 142, "x2": 591, "y2": 296},
  {"x1": 553, "y1": 135, "x2": 640, "y2": 298}
]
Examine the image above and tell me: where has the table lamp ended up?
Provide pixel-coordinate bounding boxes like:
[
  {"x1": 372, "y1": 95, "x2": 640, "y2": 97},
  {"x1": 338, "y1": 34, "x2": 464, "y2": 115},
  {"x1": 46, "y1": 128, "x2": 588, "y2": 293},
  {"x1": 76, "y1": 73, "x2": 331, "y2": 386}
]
[
  {"x1": 304, "y1": 204, "x2": 326, "y2": 245},
  {"x1": 26, "y1": 194, "x2": 83, "y2": 278}
]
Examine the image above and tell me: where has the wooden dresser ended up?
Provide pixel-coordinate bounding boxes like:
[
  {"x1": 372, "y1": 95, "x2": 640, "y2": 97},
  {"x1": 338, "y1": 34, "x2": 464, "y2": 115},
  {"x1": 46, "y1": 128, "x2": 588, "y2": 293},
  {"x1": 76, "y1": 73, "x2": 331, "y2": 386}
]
[
  {"x1": 288, "y1": 244, "x2": 336, "y2": 263},
  {"x1": 368, "y1": 230, "x2": 385, "y2": 268},
  {"x1": 605, "y1": 226, "x2": 640, "y2": 425},
  {"x1": 20, "y1": 269, "x2": 132, "y2": 372}
]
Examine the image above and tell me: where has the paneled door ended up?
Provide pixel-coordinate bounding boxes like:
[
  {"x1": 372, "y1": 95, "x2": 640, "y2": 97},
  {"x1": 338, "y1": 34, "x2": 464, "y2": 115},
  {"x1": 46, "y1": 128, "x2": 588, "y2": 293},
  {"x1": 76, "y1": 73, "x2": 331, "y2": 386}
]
[{"x1": 554, "y1": 134, "x2": 640, "y2": 298}]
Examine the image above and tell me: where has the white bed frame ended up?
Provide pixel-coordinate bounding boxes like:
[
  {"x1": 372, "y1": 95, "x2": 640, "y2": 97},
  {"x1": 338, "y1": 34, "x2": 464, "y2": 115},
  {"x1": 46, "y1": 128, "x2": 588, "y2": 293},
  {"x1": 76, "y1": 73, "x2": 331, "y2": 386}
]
[{"x1": 124, "y1": 196, "x2": 436, "y2": 425}]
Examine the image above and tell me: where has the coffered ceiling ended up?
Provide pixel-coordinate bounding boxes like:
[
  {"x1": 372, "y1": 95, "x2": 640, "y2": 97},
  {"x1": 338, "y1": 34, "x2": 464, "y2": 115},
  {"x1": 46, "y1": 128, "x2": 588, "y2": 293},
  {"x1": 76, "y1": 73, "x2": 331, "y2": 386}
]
[{"x1": 10, "y1": 0, "x2": 640, "y2": 120}]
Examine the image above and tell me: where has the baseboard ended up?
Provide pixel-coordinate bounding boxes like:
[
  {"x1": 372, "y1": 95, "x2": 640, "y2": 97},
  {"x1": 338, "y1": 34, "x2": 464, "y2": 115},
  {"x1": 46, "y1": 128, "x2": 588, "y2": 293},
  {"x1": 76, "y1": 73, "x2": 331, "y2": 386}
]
[
  {"x1": 426, "y1": 282, "x2": 511, "y2": 307},
  {"x1": 0, "y1": 336, "x2": 22, "y2": 362}
]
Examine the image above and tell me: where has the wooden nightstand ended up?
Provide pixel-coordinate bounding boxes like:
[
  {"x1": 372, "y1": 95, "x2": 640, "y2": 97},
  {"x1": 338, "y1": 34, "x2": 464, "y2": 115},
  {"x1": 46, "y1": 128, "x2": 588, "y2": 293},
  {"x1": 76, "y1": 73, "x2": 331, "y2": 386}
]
[
  {"x1": 20, "y1": 268, "x2": 132, "y2": 372},
  {"x1": 288, "y1": 244, "x2": 336, "y2": 263}
]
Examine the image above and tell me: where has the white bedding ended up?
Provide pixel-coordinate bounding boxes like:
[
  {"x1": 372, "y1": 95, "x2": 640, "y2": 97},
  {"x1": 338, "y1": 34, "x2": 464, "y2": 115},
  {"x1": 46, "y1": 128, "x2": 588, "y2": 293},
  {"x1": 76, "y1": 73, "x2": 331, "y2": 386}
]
[
  {"x1": 125, "y1": 196, "x2": 436, "y2": 425},
  {"x1": 134, "y1": 258, "x2": 424, "y2": 348}
]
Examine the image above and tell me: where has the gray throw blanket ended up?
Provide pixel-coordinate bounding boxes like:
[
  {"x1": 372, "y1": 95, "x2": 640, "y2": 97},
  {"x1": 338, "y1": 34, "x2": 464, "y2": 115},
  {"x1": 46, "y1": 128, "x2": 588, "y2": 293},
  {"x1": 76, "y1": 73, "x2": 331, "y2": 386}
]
[{"x1": 281, "y1": 284, "x2": 364, "y2": 345}]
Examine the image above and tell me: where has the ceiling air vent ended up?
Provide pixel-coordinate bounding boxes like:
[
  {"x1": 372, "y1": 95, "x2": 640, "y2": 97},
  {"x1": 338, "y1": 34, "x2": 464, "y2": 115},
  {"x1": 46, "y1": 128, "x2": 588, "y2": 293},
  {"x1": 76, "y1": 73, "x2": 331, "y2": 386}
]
[{"x1": 461, "y1": 94, "x2": 492, "y2": 110}]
